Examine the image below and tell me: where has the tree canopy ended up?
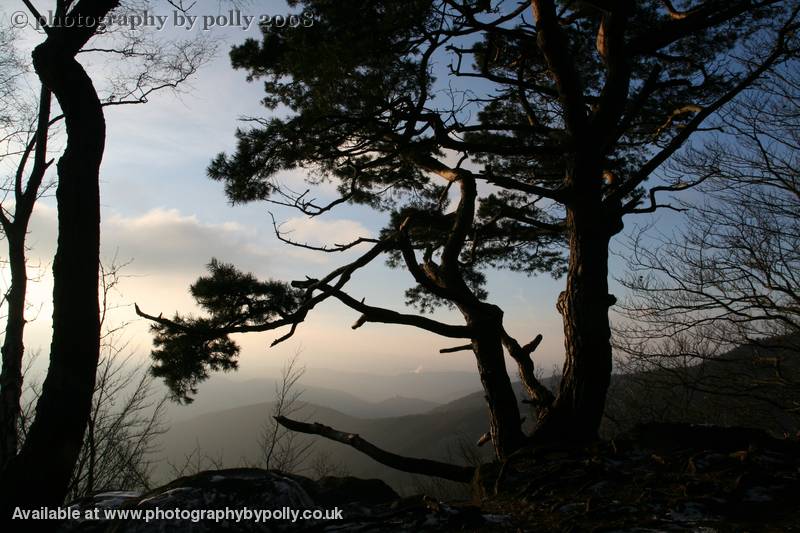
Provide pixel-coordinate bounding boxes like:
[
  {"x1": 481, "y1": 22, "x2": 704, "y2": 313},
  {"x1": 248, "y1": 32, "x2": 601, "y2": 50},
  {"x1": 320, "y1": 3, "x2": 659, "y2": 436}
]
[{"x1": 141, "y1": 0, "x2": 800, "y2": 457}]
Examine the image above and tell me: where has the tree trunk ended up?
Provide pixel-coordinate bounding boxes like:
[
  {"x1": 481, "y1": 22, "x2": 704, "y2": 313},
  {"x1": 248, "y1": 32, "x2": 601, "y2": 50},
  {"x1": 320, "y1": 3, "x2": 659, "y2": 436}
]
[
  {"x1": 0, "y1": 229, "x2": 28, "y2": 469},
  {"x1": 535, "y1": 187, "x2": 617, "y2": 443},
  {"x1": 468, "y1": 305, "x2": 526, "y2": 459},
  {"x1": 1, "y1": 41, "x2": 103, "y2": 519},
  {"x1": 0, "y1": 85, "x2": 52, "y2": 470}
]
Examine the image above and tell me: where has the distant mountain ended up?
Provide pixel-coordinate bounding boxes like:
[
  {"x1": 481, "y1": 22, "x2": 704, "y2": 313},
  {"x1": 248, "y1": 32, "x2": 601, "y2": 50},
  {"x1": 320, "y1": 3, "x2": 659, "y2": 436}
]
[
  {"x1": 162, "y1": 376, "x2": 444, "y2": 423},
  {"x1": 604, "y1": 333, "x2": 800, "y2": 437},
  {"x1": 371, "y1": 396, "x2": 441, "y2": 417},
  {"x1": 153, "y1": 388, "x2": 515, "y2": 494},
  {"x1": 152, "y1": 335, "x2": 799, "y2": 497},
  {"x1": 429, "y1": 381, "x2": 531, "y2": 414},
  {"x1": 293, "y1": 367, "x2": 484, "y2": 403}
]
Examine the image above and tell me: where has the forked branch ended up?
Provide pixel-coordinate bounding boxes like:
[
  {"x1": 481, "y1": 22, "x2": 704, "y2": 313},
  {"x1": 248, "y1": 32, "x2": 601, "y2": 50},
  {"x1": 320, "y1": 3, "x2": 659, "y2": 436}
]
[{"x1": 502, "y1": 332, "x2": 555, "y2": 409}]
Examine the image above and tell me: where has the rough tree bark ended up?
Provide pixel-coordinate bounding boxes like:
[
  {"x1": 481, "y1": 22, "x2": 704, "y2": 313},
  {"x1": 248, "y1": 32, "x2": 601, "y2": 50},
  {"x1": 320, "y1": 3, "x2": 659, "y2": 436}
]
[
  {"x1": 463, "y1": 305, "x2": 526, "y2": 457},
  {"x1": 0, "y1": 227, "x2": 29, "y2": 468},
  {"x1": 535, "y1": 170, "x2": 620, "y2": 442},
  {"x1": 0, "y1": 3, "x2": 109, "y2": 516}
]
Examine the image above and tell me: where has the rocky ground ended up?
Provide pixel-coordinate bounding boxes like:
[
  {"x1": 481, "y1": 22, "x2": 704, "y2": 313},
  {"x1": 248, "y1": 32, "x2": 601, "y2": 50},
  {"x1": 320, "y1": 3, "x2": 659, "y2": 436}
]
[
  {"x1": 57, "y1": 423, "x2": 800, "y2": 532},
  {"x1": 481, "y1": 423, "x2": 800, "y2": 532}
]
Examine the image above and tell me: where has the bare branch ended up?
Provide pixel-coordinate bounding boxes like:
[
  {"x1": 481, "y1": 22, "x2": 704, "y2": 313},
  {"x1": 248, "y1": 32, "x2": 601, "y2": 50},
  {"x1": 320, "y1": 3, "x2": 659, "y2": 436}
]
[
  {"x1": 439, "y1": 344, "x2": 472, "y2": 354},
  {"x1": 502, "y1": 331, "x2": 555, "y2": 409},
  {"x1": 275, "y1": 416, "x2": 473, "y2": 483},
  {"x1": 308, "y1": 281, "x2": 473, "y2": 339},
  {"x1": 21, "y1": 0, "x2": 51, "y2": 34},
  {"x1": 269, "y1": 213, "x2": 378, "y2": 253},
  {"x1": 266, "y1": 180, "x2": 356, "y2": 217},
  {"x1": 625, "y1": 169, "x2": 716, "y2": 214},
  {"x1": 609, "y1": 13, "x2": 799, "y2": 207}
]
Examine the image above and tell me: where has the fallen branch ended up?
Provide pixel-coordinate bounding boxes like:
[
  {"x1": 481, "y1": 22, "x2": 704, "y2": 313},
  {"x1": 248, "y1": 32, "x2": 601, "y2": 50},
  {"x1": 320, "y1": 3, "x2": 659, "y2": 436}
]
[{"x1": 274, "y1": 416, "x2": 474, "y2": 483}]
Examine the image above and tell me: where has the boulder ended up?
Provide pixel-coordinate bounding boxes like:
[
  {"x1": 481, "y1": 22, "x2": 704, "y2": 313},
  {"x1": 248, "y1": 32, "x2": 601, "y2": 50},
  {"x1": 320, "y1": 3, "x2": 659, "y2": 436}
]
[{"x1": 57, "y1": 468, "x2": 510, "y2": 532}]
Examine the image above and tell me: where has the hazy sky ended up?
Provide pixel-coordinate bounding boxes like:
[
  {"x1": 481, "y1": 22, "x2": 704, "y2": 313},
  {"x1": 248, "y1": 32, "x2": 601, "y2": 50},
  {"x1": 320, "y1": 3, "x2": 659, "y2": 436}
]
[{"x1": 1, "y1": 0, "x2": 671, "y2": 385}]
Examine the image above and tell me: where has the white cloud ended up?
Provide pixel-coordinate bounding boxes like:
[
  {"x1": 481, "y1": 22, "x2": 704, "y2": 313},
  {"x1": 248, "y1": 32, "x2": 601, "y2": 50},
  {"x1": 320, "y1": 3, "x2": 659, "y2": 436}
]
[
  {"x1": 104, "y1": 207, "x2": 265, "y2": 273},
  {"x1": 278, "y1": 216, "x2": 372, "y2": 249},
  {"x1": 10, "y1": 203, "x2": 392, "y2": 368},
  {"x1": 23, "y1": 203, "x2": 381, "y2": 285},
  {"x1": 27, "y1": 204, "x2": 267, "y2": 273}
]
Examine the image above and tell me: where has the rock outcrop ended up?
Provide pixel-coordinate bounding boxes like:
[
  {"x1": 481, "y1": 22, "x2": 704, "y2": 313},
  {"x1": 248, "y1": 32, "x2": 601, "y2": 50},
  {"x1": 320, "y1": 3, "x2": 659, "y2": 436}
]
[
  {"x1": 57, "y1": 424, "x2": 800, "y2": 532},
  {"x1": 482, "y1": 423, "x2": 800, "y2": 531},
  {"x1": 59, "y1": 469, "x2": 508, "y2": 532}
]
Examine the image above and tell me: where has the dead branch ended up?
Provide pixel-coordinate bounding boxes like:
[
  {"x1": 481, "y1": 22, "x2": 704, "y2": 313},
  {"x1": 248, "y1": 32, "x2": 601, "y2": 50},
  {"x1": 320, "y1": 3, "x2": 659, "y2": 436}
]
[
  {"x1": 269, "y1": 212, "x2": 378, "y2": 253},
  {"x1": 274, "y1": 416, "x2": 473, "y2": 483},
  {"x1": 440, "y1": 344, "x2": 472, "y2": 354},
  {"x1": 502, "y1": 331, "x2": 555, "y2": 409},
  {"x1": 306, "y1": 280, "x2": 473, "y2": 338}
]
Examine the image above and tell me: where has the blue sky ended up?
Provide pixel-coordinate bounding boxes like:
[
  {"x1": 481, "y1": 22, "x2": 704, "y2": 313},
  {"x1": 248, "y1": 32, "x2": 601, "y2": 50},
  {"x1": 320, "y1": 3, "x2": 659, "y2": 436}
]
[{"x1": 1, "y1": 0, "x2": 685, "y2": 384}]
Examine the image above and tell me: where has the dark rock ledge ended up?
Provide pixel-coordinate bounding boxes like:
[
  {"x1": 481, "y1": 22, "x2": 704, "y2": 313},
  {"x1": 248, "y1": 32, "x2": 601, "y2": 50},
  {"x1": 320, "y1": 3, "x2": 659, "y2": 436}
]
[
  {"x1": 57, "y1": 424, "x2": 800, "y2": 532},
  {"x1": 59, "y1": 469, "x2": 508, "y2": 532}
]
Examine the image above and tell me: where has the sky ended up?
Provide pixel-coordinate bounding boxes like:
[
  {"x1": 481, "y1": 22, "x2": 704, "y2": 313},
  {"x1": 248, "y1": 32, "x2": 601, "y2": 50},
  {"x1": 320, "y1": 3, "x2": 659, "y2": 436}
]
[{"x1": 0, "y1": 0, "x2": 676, "y2": 388}]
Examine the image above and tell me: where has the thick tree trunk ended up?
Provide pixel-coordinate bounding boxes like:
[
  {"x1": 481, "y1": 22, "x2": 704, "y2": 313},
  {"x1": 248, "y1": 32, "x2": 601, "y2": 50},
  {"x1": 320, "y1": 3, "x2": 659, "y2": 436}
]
[
  {"x1": 0, "y1": 230, "x2": 28, "y2": 468},
  {"x1": 468, "y1": 305, "x2": 526, "y2": 459},
  {"x1": 535, "y1": 183, "x2": 618, "y2": 443},
  {"x1": 1, "y1": 41, "x2": 103, "y2": 519}
]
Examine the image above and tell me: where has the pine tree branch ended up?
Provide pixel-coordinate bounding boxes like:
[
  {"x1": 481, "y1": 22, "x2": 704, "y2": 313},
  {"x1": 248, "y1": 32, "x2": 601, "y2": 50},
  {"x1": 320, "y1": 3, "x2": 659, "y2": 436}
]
[
  {"x1": 310, "y1": 281, "x2": 473, "y2": 338},
  {"x1": 630, "y1": 0, "x2": 781, "y2": 55},
  {"x1": 531, "y1": 0, "x2": 589, "y2": 139},
  {"x1": 610, "y1": 12, "x2": 799, "y2": 209}
]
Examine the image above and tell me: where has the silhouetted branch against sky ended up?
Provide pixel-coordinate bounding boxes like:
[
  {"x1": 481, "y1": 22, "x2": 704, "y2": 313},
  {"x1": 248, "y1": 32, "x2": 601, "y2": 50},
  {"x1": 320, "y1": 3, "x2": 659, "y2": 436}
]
[
  {"x1": 2, "y1": 1, "x2": 797, "y2": 462},
  {"x1": 129, "y1": 0, "x2": 799, "y2": 454}
]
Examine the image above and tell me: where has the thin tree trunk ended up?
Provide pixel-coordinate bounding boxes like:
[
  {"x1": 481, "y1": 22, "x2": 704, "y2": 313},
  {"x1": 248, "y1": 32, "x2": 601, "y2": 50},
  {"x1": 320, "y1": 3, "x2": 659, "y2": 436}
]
[
  {"x1": 1, "y1": 40, "x2": 103, "y2": 518},
  {"x1": 86, "y1": 412, "x2": 97, "y2": 495},
  {"x1": 0, "y1": 230, "x2": 28, "y2": 468},
  {"x1": 0, "y1": 85, "x2": 52, "y2": 469}
]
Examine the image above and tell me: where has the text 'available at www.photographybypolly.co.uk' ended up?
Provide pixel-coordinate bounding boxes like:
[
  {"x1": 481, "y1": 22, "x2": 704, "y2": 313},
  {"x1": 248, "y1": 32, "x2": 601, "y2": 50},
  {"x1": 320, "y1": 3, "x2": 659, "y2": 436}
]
[{"x1": 12, "y1": 506, "x2": 344, "y2": 524}]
